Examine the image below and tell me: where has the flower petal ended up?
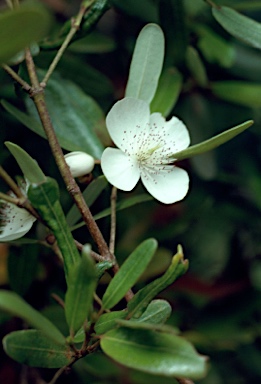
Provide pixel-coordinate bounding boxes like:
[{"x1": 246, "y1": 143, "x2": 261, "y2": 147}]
[
  {"x1": 101, "y1": 148, "x2": 140, "y2": 191},
  {"x1": 0, "y1": 202, "x2": 36, "y2": 242},
  {"x1": 106, "y1": 98, "x2": 150, "y2": 152},
  {"x1": 141, "y1": 166, "x2": 189, "y2": 204},
  {"x1": 150, "y1": 113, "x2": 190, "y2": 156}
]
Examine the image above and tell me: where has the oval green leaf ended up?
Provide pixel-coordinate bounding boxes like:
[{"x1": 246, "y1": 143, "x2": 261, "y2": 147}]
[
  {"x1": 172, "y1": 120, "x2": 253, "y2": 160},
  {"x1": 68, "y1": 31, "x2": 115, "y2": 53},
  {"x1": 197, "y1": 25, "x2": 236, "y2": 68},
  {"x1": 5, "y1": 142, "x2": 46, "y2": 183},
  {"x1": 212, "y1": 5, "x2": 261, "y2": 50},
  {"x1": 25, "y1": 71, "x2": 104, "y2": 158},
  {"x1": 93, "y1": 194, "x2": 152, "y2": 221},
  {"x1": 0, "y1": 290, "x2": 64, "y2": 344},
  {"x1": 72, "y1": 194, "x2": 152, "y2": 232},
  {"x1": 185, "y1": 46, "x2": 208, "y2": 87},
  {"x1": 100, "y1": 327, "x2": 207, "y2": 379},
  {"x1": 212, "y1": 81, "x2": 261, "y2": 108},
  {"x1": 66, "y1": 176, "x2": 108, "y2": 226},
  {"x1": 0, "y1": 5, "x2": 50, "y2": 64},
  {"x1": 3, "y1": 330, "x2": 73, "y2": 368},
  {"x1": 65, "y1": 246, "x2": 97, "y2": 335},
  {"x1": 102, "y1": 238, "x2": 158, "y2": 310},
  {"x1": 133, "y1": 299, "x2": 172, "y2": 325},
  {"x1": 40, "y1": 0, "x2": 109, "y2": 50},
  {"x1": 150, "y1": 68, "x2": 183, "y2": 116},
  {"x1": 127, "y1": 246, "x2": 188, "y2": 319},
  {"x1": 8, "y1": 244, "x2": 39, "y2": 296},
  {"x1": 125, "y1": 23, "x2": 164, "y2": 103},
  {"x1": 28, "y1": 178, "x2": 80, "y2": 280},
  {"x1": 95, "y1": 310, "x2": 127, "y2": 335}
]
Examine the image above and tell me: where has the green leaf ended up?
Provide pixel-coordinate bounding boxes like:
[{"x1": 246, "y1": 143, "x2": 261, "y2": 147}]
[
  {"x1": 1, "y1": 99, "x2": 46, "y2": 137},
  {"x1": 212, "y1": 5, "x2": 261, "y2": 50},
  {"x1": 5, "y1": 142, "x2": 46, "y2": 183},
  {"x1": 100, "y1": 327, "x2": 207, "y2": 379},
  {"x1": 102, "y1": 239, "x2": 158, "y2": 310},
  {"x1": 212, "y1": 81, "x2": 261, "y2": 108},
  {"x1": 150, "y1": 68, "x2": 183, "y2": 116},
  {"x1": 35, "y1": 53, "x2": 113, "y2": 102},
  {"x1": 111, "y1": 0, "x2": 157, "y2": 22},
  {"x1": 28, "y1": 178, "x2": 80, "y2": 279},
  {"x1": 185, "y1": 46, "x2": 208, "y2": 87},
  {"x1": 65, "y1": 245, "x2": 97, "y2": 335},
  {"x1": 116, "y1": 319, "x2": 177, "y2": 334},
  {"x1": 68, "y1": 31, "x2": 115, "y2": 53},
  {"x1": 95, "y1": 310, "x2": 127, "y2": 335},
  {"x1": 127, "y1": 246, "x2": 188, "y2": 319},
  {"x1": 3, "y1": 330, "x2": 73, "y2": 368},
  {"x1": 72, "y1": 194, "x2": 152, "y2": 231},
  {"x1": 0, "y1": 290, "x2": 64, "y2": 344},
  {"x1": 8, "y1": 43, "x2": 40, "y2": 66},
  {"x1": 40, "y1": 0, "x2": 109, "y2": 50},
  {"x1": 76, "y1": 352, "x2": 121, "y2": 379},
  {"x1": 66, "y1": 176, "x2": 108, "y2": 226},
  {"x1": 196, "y1": 25, "x2": 236, "y2": 68},
  {"x1": 94, "y1": 194, "x2": 152, "y2": 221},
  {"x1": 96, "y1": 261, "x2": 114, "y2": 280},
  {"x1": 2, "y1": 98, "x2": 105, "y2": 155},
  {"x1": 132, "y1": 299, "x2": 172, "y2": 325},
  {"x1": 172, "y1": 120, "x2": 253, "y2": 160},
  {"x1": 233, "y1": 2, "x2": 261, "y2": 12},
  {"x1": 25, "y1": 70, "x2": 104, "y2": 158},
  {"x1": 159, "y1": 0, "x2": 188, "y2": 67},
  {"x1": 0, "y1": 4, "x2": 50, "y2": 64},
  {"x1": 72, "y1": 327, "x2": 86, "y2": 344},
  {"x1": 8, "y1": 244, "x2": 39, "y2": 296},
  {"x1": 179, "y1": 93, "x2": 217, "y2": 180},
  {"x1": 125, "y1": 23, "x2": 164, "y2": 103}
]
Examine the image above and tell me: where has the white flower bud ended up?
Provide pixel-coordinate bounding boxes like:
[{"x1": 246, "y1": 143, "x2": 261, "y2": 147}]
[{"x1": 64, "y1": 151, "x2": 95, "y2": 178}]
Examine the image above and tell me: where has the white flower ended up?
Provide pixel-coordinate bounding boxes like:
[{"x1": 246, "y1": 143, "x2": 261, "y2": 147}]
[
  {"x1": 0, "y1": 200, "x2": 36, "y2": 241},
  {"x1": 101, "y1": 97, "x2": 190, "y2": 204},
  {"x1": 65, "y1": 151, "x2": 95, "y2": 178}
]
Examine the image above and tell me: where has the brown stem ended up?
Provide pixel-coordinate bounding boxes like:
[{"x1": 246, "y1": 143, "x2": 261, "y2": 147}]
[
  {"x1": 48, "y1": 358, "x2": 77, "y2": 384},
  {"x1": 0, "y1": 191, "x2": 19, "y2": 205},
  {"x1": 2, "y1": 64, "x2": 31, "y2": 91},
  {"x1": 24, "y1": 49, "x2": 112, "y2": 259},
  {"x1": 109, "y1": 186, "x2": 117, "y2": 254},
  {"x1": 51, "y1": 293, "x2": 65, "y2": 308},
  {"x1": 0, "y1": 168, "x2": 41, "y2": 220},
  {"x1": 74, "y1": 239, "x2": 105, "y2": 262},
  {"x1": 204, "y1": 0, "x2": 219, "y2": 8},
  {"x1": 41, "y1": 0, "x2": 96, "y2": 85},
  {"x1": 0, "y1": 165, "x2": 24, "y2": 198}
]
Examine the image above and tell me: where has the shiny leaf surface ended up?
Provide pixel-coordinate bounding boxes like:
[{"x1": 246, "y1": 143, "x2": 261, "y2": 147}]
[{"x1": 101, "y1": 327, "x2": 207, "y2": 379}]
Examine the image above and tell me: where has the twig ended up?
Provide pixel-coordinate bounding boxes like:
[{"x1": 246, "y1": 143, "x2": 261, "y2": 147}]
[
  {"x1": 2, "y1": 64, "x2": 31, "y2": 91},
  {"x1": 204, "y1": 0, "x2": 219, "y2": 8},
  {"x1": 24, "y1": 48, "x2": 113, "y2": 260},
  {"x1": 74, "y1": 239, "x2": 105, "y2": 262},
  {"x1": 0, "y1": 166, "x2": 42, "y2": 218},
  {"x1": 41, "y1": 0, "x2": 96, "y2": 85},
  {"x1": 0, "y1": 165, "x2": 24, "y2": 198},
  {"x1": 0, "y1": 191, "x2": 20, "y2": 205},
  {"x1": 0, "y1": 186, "x2": 41, "y2": 221},
  {"x1": 51, "y1": 293, "x2": 65, "y2": 308},
  {"x1": 109, "y1": 186, "x2": 117, "y2": 254},
  {"x1": 48, "y1": 358, "x2": 77, "y2": 384}
]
